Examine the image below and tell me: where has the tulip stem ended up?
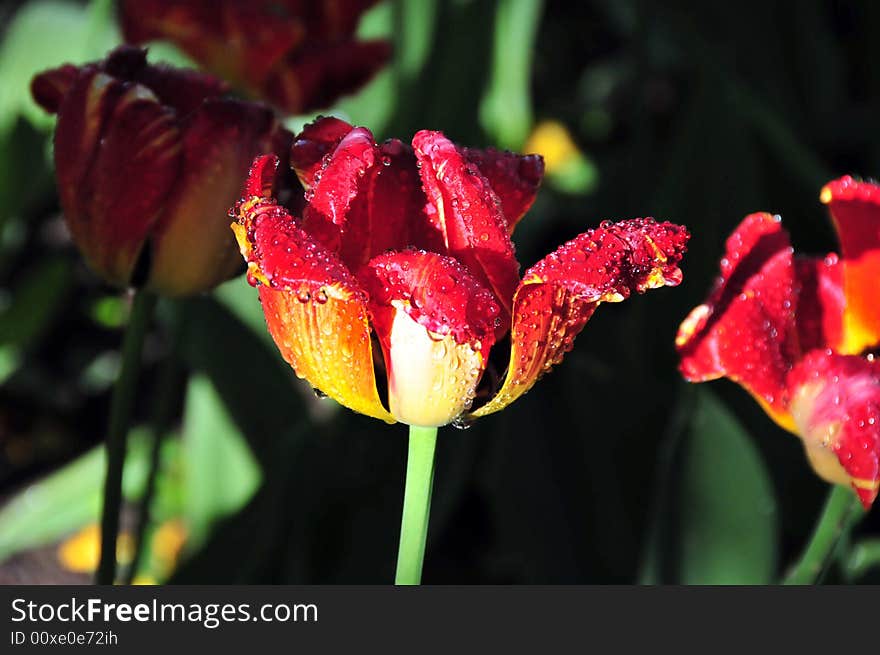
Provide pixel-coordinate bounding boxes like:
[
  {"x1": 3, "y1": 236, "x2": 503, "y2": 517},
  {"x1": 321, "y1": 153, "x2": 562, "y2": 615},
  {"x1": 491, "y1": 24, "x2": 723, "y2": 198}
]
[
  {"x1": 395, "y1": 425, "x2": 438, "y2": 585},
  {"x1": 782, "y1": 485, "x2": 864, "y2": 585},
  {"x1": 123, "y1": 303, "x2": 186, "y2": 585},
  {"x1": 96, "y1": 289, "x2": 157, "y2": 585}
]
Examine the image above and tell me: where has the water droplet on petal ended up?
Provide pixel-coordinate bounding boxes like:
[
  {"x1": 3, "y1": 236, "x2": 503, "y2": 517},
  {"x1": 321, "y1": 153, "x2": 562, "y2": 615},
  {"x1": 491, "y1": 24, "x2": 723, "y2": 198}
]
[{"x1": 452, "y1": 415, "x2": 475, "y2": 430}]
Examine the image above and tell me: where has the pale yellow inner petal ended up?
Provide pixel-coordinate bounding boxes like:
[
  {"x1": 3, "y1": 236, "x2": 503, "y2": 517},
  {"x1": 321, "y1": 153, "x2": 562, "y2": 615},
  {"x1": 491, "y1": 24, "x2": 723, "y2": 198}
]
[{"x1": 385, "y1": 308, "x2": 485, "y2": 427}]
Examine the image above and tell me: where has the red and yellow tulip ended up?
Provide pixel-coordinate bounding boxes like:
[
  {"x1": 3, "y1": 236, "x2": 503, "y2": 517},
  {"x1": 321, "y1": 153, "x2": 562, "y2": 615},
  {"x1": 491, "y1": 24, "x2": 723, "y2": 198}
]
[
  {"x1": 31, "y1": 46, "x2": 291, "y2": 296},
  {"x1": 119, "y1": 0, "x2": 390, "y2": 115},
  {"x1": 677, "y1": 177, "x2": 880, "y2": 508},
  {"x1": 233, "y1": 117, "x2": 690, "y2": 427}
]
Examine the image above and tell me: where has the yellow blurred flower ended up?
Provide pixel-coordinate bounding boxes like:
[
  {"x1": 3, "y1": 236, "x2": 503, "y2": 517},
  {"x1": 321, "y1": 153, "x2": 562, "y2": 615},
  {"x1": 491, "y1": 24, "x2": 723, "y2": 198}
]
[
  {"x1": 57, "y1": 523, "x2": 134, "y2": 574},
  {"x1": 523, "y1": 120, "x2": 598, "y2": 195},
  {"x1": 132, "y1": 574, "x2": 158, "y2": 585},
  {"x1": 524, "y1": 120, "x2": 580, "y2": 174},
  {"x1": 152, "y1": 518, "x2": 188, "y2": 576}
]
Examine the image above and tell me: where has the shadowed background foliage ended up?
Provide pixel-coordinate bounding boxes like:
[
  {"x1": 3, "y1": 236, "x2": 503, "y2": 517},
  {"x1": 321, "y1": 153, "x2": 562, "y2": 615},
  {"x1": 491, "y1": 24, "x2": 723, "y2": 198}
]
[{"x1": 0, "y1": 0, "x2": 879, "y2": 584}]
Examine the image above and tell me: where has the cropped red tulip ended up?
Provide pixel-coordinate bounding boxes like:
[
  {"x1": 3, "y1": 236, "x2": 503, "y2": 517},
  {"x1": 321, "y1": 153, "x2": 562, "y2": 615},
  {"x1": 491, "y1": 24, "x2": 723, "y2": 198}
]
[
  {"x1": 677, "y1": 178, "x2": 880, "y2": 508},
  {"x1": 119, "y1": 0, "x2": 390, "y2": 115},
  {"x1": 31, "y1": 46, "x2": 291, "y2": 296},
  {"x1": 232, "y1": 118, "x2": 689, "y2": 427}
]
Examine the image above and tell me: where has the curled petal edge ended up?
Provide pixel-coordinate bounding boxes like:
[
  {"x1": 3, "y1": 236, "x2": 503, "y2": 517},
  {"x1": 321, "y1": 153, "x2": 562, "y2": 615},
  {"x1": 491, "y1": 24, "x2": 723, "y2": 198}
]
[
  {"x1": 676, "y1": 213, "x2": 798, "y2": 432},
  {"x1": 471, "y1": 218, "x2": 689, "y2": 418}
]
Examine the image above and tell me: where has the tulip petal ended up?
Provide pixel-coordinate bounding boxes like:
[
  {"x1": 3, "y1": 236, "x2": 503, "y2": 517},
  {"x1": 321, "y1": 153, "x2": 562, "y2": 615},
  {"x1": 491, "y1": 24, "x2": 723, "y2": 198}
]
[
  {"x1": 788, "y1": 351, "x2": 880, "y2": 508},
  {"x1": 360, "y1": 250, "x2": 500, "y2": 425},
  {"x1": 298, "y1": 0, "x2": 382, "y2": 39},
  {"x1": 100, "y1": 45, "x2": 230, "y2": 118},
  {"x1": 338, "y1": 139, "x2": 427, "y2": 269},
  {"x1": 676, "y1": 213, "x2": 798, "y2": 430},
  {"x1": 132, "y1": 61, "x2": 230, "y2": 117},
  {"x1": 232, "y1": 159, "x2": 393, "y2": 423},
  {"x1": 243, "y1": 153, "x2": 283, "y2": 200},
  {"x1": 298, "y1": 125, "x2": 376, "y2": 259},
  {"x1": 264, "y1": 40, "x2": 391, "y2": 113},
  {"x1": 360, "y1": 250, "x2": 501, "y2": 352},
  {"x1": 54, "y1": 69, "x2": 182, "y2": 287},
  {"x1": 292, "y1": 119, "x2": 448, "y2": 263},
  {"x1": 290, "y1": 115, "x2": 354, "y2": 190},
  {"x1": 33, "y1": 46, "x2": 230, "y2": 122},
  {"x1": 299, "y1": 129, "x2": 427, "y2": 270},
  {"x1": 795, "y1": 254, "x2": 845, "y2": 353},
  {"x1": 121, "y1": 1, "x2": 388, "y2": 114},
  {"x1": 51, "y1": 70, "x2": 122, "y2": 243},
  {"x1": 462, "y1": 147, "x2": 545, "y2": 233},
  {"x1": 821, "y1": 176, "x2": 880, "y2": 355},
  {"x1": 149, "y1": 99, "x2": 288, "y2": 296},
  {"x1": 473, "y1": 218, "x2": 688, "y2": 417},
  {"x1": 31, "y1": 64, "x2": 79, "y2": 114},
  {"x1": 412, "y1": 130, "x2": 521, "y2": 319},
  {"x1": 303, "y1": 126, "x2": 376, "y2": 228},
  {"x1": 120, "y1": 0, "x2": 306, "y2": 87}
]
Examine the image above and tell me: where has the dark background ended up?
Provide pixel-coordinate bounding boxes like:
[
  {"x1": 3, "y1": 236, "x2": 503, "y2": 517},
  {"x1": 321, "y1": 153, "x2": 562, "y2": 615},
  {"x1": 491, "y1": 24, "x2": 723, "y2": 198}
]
[{"x1": 0, "y1": 0, "x2": 879, "y2": 584}]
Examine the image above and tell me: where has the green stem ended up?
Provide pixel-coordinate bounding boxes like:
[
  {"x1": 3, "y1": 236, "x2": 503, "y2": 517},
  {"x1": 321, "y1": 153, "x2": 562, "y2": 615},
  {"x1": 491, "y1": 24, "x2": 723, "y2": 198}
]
[
  {"x1": 123, "y1": 304, "x2": 186, "y2": 585},
  {"x1": 395, "y1": 425, "x2": 438, "y2": 585},
  {"x1": 96, "y1": 289, "x2": 156, "y2": 585},
  {"x1": 782, "y1": 485, "x2": 864, "y2": 585}
]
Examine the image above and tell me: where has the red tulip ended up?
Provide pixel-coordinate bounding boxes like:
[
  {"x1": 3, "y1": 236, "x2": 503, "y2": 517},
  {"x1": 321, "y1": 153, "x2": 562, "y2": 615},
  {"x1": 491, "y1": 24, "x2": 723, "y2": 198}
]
[
  {"x1": 31, "y1": 46, "x2": 291, "y2": 295},
  {"x1": 677, "y1": 178, "x2": 880, "y2": 508},
  {"x1": 232, "y1": 117, "x2": 689, "y2": 427},
  {"x1": 119, "y1": 0, "x2": 390, "y2": 114}
]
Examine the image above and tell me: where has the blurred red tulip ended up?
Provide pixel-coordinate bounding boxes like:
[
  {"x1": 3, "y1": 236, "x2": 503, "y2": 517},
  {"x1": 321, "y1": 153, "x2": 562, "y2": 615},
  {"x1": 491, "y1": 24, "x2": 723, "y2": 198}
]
[
  {"x1": 677, "y1": 178, "x2": 880, "y2": 508},
  {"x1": 31, "y1": 46, "x2": 291, "y2": 296},
  {"x1": 232, "y1": 118, "x2": 689, "y2": 427},
  {"x1": 119, "y1": 0, "x2": 390, "y2": 115}
]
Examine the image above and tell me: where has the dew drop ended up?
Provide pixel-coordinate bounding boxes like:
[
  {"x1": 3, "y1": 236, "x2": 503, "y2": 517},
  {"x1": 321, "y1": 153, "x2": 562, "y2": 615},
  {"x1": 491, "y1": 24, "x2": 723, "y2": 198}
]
[{"x1": 452, "y1": 416, "x2": 475, "y2": 430}]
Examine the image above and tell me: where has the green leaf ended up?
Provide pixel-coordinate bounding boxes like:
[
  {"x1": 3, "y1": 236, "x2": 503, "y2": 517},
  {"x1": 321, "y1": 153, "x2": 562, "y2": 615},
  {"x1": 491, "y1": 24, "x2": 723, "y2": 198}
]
[
  {"x1": 139, "y1": 42, "x2": 197, "y2": 69},
  {"x1": 0, "y1": 345, "x2": 21, "y2": 384},
  {"x1": 89, "y1": 295, "x2": 127, "y2": 329},
  {"x1": 0, "y1": 119, "x2": 53, "y2": 229},
  {"x1": 844, "y1": 539, "x2": 880, "y2": 583},
  {"x1": 333, "y1": 1, "x2": 395, "y2": 134},
  {"x1": 0, "y1": 256, "x2": 72, "y2": 349},
  {"x1": 479, "y1": 0, "x2": 543, "y2": 149},
  {"x1": 79, "y1": 351, "x2": 121, "y2": 393},
  {"x1": 268, "y1": 3, "x2": 396, "y2": 131},
  {"x1": 0, "y1": 430, "x2": 153, "y2": 563},
  {"x1": 213, "y1": 275, "x2": 273, "y2": 346},
  {"x1": 393, "y1": 0, "x2": 438, "y2": 80},
  {"x1": 181, "y1": 375, "x2": 261, "y2": 548},
  {"x1": 388, "y1": 0, "x2": 492, "y2": 142},
  {"x1": 641, "y1": 387, "x2": 778, "y2": 584},
  {"x1": 547, "y1": 152, "x2": 599, "y2": 195},
  {"x1": 0, "y1": 0, "x2": 119, "y2": 136},
  {"x1": 177, "y1": 296, "x2": 309, "y2": 469}
]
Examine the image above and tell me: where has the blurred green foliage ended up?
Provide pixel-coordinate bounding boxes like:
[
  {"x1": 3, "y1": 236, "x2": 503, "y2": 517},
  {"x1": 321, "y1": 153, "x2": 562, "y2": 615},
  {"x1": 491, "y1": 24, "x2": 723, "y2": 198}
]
[
  {"x1": 180, "y1": 375, "x2": 260, "y2": 548},
  {"x1": 0, "y1": 428, "x2": 166, "y2": 561},
  {"x1": 641, "y1": 387, "x2": 777, "y2": 584},
  {"x1": 0, "y1": 0, "x2": 879, "y2": 584}
]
